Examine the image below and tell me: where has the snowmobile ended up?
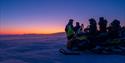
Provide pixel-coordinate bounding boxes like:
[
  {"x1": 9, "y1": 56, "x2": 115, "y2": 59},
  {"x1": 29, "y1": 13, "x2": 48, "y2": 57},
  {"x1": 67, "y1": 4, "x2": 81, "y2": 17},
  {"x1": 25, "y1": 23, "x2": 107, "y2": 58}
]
[
  {"x1": 84, "y1": 37, "x2": 125, "y2": 55},
  {"x1": 59, "y1": 33, "x2": 89, "y2": 55},
  {"x1": 59, "y1": 37, "x2": 125, "y2": 55}
]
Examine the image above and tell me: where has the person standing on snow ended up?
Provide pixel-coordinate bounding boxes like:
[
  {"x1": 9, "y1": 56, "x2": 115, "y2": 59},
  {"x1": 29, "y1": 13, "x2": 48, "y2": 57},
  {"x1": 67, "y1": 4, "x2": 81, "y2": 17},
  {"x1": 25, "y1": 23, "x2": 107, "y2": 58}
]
[{"x1": 65, "y1": 19, "x2": 75, "y2": 49}]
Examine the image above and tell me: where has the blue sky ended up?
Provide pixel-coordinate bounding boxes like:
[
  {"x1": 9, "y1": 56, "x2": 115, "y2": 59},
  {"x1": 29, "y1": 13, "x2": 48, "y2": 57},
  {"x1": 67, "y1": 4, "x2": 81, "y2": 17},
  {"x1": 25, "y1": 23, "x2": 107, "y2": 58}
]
[{"x1": 0, "y1": 0, "x2": 125, "y2": 34}]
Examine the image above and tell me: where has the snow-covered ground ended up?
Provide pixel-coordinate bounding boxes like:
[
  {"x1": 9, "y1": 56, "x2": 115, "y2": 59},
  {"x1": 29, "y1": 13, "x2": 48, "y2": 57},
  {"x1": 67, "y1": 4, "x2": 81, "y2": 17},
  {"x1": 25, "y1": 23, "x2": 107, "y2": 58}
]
[{"x1": 0, "y1": 34, "x2": 125, "y2": 63}]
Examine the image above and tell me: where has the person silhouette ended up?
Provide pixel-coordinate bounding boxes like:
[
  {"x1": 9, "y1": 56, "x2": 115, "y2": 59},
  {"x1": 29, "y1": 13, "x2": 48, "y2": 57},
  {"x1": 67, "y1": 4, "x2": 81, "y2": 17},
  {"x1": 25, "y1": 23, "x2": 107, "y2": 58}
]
[
  {"x1": 88, "y1": 18, "x2": 97, "y2": 35},
  {"x1": 98, "y1": 17, "x2": 108, "y2": 43},
  {"x1": 87, "y1": 18, "x2": 98, "y2": 49},
  {"x1": 65, "y1": 19, "x2": 75, "y2": 49},
  {"x1": 121, "y1": 26, "x2": 125, "y2": 38},
  {"x1": 108, "y1": 19, "x2": 121, "y2": 39},
  {"x1": 65, "y1": 19, "x2": 74, "y2": 40},
  {"x1": 74, "y1": 22, "x2": 81, "y2": 34},
  {"x1": 81, "y1": 24, "x2": 84, "y2": 32}
]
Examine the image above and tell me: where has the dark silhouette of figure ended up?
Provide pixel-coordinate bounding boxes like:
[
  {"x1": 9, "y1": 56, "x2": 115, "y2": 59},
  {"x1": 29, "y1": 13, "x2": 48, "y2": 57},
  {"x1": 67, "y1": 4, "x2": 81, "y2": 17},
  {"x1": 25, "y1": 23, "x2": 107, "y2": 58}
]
[
  {"x1": 64, "y1": 18, "x2": 125, "y2": 52},
  {"x1": 121, "y1": 26, "x2": 125, "y2": 45},
  {"x1": 97, "y1": 17, "x2": 108, "y2": 43},
  {"x1": 87, "y1": 18, "x2": 98, "y2": 49},
  {"x1": 74, "y1": 23, "x2": 89, "y2": 51},
  {"x1": 74, "y1": 22, "x2": 81, "y2": 34},
  {"x1": 88, "y1": 18, "x2": 97, "y2": 35},
  {"x1": 121, "y1": 26, "x2": 125, "y2": 38},
  {"x1": 65, "y1": 19, "x2": 75, "y2": 49},
  {"x1": 65, "y1": 19, "x2": 74, "y2": 40},
  {"x1": 108, "y1": 19, "x2": 121, "y2": 39},
  {"x1": 81, "y1": 24, "x2": 84, "y2": 32},
  {"x1": 76, "y1": 24, "x2": 90, "y2": 50},
  {"x1": 98, "y1": 17, "x2": 108, "y2": 32}
]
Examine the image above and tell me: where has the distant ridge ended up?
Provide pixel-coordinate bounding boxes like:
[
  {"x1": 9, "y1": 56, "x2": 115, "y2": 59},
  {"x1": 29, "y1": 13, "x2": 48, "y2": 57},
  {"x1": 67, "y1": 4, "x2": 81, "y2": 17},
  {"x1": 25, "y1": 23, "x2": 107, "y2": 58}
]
[
  {"x1": 0, "y1": 32, "x2": 65, "y2": 37},
  {"x1": 47, "y1": 32, "x2": 65, "y2": 35}
]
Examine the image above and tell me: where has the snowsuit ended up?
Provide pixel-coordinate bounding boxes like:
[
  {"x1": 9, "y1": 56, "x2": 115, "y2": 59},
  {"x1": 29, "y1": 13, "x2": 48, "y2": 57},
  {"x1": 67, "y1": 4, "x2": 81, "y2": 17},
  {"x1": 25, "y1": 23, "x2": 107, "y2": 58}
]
[{"x1": 65, "y1": 24, "x2": 75, "y2": 49}]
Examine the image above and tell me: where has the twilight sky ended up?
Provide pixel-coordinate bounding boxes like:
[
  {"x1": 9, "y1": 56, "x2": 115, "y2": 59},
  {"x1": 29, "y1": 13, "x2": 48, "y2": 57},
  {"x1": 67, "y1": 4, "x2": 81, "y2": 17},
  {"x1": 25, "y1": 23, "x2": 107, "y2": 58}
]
[{"x1": 0, "y1": 0, "x2": 125, "y2": 34}]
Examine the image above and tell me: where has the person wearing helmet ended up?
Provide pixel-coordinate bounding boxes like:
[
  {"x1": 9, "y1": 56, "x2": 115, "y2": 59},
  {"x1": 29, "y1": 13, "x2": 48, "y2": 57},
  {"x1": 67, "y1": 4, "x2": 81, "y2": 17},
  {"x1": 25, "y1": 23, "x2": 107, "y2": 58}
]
[{"x1": 65, "y1": 19, "x2": 75, "y2": 49}]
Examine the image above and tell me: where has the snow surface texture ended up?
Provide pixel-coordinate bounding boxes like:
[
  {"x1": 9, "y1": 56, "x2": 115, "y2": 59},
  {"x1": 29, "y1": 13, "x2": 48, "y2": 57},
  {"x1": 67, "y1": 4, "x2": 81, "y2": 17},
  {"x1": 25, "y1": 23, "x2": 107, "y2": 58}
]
[{"x1": 0, "y1": 34, "x2": 125, "y2": 63}]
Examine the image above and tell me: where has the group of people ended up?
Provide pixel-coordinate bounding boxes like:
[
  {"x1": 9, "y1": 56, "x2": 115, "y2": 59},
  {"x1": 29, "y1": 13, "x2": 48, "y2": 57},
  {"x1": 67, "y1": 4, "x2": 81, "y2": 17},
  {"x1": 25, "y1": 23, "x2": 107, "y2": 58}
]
[{"x1": 65, "y1": 17, "x2": 125, "y2": 51}]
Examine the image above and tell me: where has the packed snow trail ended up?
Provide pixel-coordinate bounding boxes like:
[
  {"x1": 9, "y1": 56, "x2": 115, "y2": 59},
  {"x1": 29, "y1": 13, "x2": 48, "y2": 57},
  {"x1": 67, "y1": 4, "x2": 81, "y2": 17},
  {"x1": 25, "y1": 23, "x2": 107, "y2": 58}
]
[{"x1": 0, "y1": 34, "x2": 125, "y2": 63}]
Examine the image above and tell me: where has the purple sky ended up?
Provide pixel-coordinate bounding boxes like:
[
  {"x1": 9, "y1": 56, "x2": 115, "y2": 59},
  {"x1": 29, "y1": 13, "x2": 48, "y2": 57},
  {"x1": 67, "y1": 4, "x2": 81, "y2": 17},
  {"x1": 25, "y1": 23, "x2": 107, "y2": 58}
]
[{"x1": 0, "y1": 0, "x2": 125, "y2": 34}]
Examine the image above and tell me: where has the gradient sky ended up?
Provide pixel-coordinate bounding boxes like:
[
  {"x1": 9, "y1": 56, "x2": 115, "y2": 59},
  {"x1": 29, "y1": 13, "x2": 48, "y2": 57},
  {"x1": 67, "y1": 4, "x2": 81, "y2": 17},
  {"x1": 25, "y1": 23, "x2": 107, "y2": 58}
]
[{"x1": 0, "y1": 0, "x2": 125, "y2": 34}]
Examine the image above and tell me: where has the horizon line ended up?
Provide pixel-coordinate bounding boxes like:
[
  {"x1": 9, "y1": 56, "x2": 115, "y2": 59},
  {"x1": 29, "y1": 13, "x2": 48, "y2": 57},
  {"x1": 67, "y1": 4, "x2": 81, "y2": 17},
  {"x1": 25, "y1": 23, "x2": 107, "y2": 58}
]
[{"x1": 0, "y1": 32, "x2": 65, "y2": 35}]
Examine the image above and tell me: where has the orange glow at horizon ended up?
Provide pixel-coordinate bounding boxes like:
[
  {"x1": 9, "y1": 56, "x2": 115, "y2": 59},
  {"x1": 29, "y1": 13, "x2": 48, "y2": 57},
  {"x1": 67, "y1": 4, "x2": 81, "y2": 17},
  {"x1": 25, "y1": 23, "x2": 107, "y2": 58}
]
[{"x1": 0, "y1": 26, "x2": 65, "y2": 34}]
